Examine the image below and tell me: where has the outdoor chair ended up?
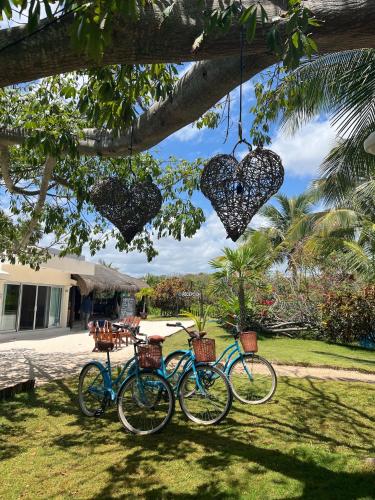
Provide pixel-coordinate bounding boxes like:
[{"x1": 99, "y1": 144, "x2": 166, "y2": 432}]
[
  {"x1": 118, "y1": 316, "x2": 141, "y2": 346},
  {"x1": 89, "y1": 320, "x2": 121, "y2": 351}
]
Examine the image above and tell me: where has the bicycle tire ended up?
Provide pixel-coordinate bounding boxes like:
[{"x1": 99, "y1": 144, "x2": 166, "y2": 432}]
[
  {"x1": 78, "y1": 362, "x2": 107, "y2": 416},
  {"x1": 117, "y1": 372, "x2": 175, "y2": 435},
  {"x1": 178, "y1": 364, "x2": 232, "y2": 425},
  {"x1": 228, "y1": 354, "x2": 277, "y2": 404}
]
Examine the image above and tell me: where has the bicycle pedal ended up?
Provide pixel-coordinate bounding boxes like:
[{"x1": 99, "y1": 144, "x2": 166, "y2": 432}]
[{"x1": 94, "y1": 409, "x2": 105, "y2": 417}]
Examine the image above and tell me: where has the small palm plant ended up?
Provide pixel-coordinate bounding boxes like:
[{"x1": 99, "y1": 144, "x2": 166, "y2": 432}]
[
  {"x1": 135, "y1": 287, "x2": 154, "y2": 317},
  {"x1": 181, "y1": 306, "x2": 211, "y2": 333},
  {"x1": 210, "y1": 231, "x2": 273, "y2": 332}
]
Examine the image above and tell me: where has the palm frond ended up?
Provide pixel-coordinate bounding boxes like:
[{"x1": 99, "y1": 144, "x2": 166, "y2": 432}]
[{"x1": 278, "y1": 49, "x2": 375, "y2": 137}]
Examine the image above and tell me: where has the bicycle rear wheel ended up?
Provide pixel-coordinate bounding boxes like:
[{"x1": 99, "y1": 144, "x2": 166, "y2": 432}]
[
  {"x1": 229, "y1": 354, "x2": 277, "y2": 404},
  {"x1": 78, "y1": 363, "x2": 107, "y2": 416},
  {"x1": 117, "y1": 372, "x2": 175, "y2": 435},
  {"x1": 178, "y1": 364, "x2": 232, "y2": 425}
]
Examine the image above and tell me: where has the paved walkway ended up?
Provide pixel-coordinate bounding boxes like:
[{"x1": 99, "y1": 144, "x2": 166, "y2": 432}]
[
  {"x1": 1, "y1": 323, "x2": 374, "y2": 389},
  {"x1": 0, "y1": 320, "x2": 193, "y2": 389}
]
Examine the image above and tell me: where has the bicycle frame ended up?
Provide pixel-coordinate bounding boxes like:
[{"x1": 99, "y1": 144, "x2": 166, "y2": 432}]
[
  {"x1": 86, "y1": 351, "x2": 138, "y2": 403},
  {"x1": 156, "y1": 345, "x2": 216, "y2": 395},
  {"x1": 166, "y1": 336, "x2": 255, "y2": 382},
  {"x1": 86, "y1": 334, "x2": 220, "y2": 406}
]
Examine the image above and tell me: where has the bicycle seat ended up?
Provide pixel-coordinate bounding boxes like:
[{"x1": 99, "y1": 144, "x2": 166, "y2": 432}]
[
  {"x1": 148, "y1": 335, "x2": 165, "y2": 344},
  {"x1": 96, "y1": 341, "x2": 115, "y2": 352}
]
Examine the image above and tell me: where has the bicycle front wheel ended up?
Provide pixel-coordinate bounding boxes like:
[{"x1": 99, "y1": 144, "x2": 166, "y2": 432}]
[
  {"x1": 229, "y1": 354, "x2": 277, "y2": 404},
  {"x1": 178, "y1": 364, "x2": 232, "y2": 425},
  {"x1": 78, "y1": 363, "x2": 107, "y2": 416},
  {"x1": 117, "y1": 372, "x2": 175, "y2": 435}
]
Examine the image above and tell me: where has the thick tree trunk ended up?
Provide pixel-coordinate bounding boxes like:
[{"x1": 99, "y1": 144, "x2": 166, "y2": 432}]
[
  {"x1": 0, "y1": 1, "x2": 374, "y2": 158},
  {"x1": 0, "y1": 1, "x2": 374, "y2": 88}
]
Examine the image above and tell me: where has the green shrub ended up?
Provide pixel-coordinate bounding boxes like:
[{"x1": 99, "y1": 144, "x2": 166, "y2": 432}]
[{"x1": 321, "y1": 288, "x2": 375, "y2": 343}]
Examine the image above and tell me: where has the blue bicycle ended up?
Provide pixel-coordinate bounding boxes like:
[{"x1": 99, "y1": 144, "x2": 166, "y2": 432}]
[
  {"x1": 78, "y1": 334, "x2": 175, "y2": 435},
  {"x1": 164, "y1": 322, "x2": 277, "y2": 405},
  {"x1": 78, "y1": 326, "x2": 233, "y2": 432}
]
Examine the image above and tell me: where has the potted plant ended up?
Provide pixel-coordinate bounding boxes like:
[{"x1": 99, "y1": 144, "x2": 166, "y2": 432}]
[
  {"x1": 210, "y1": 231, "x2": 273, "y2": 333},
  {"x1": 181, "y1": 306, "x2": 211, "y2": 334}
]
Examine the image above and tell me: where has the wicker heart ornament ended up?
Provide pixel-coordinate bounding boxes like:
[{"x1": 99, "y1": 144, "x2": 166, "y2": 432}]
[
  {"x1": 200, "y1": 148, "x2": 284, "y2": 241},
  {"x1": 91, "y1": 177, "x2": 162, "y2": 244}
]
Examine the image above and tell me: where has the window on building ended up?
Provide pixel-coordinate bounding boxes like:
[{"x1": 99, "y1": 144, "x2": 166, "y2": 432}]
[{"x1": 0, "y1": 284, "x2": 63, "y2": 331}]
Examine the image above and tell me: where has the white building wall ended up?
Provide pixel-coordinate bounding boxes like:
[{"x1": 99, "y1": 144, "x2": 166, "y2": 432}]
[{"x1": 0, "y1": 260, "x2": 81, "y2": 332}]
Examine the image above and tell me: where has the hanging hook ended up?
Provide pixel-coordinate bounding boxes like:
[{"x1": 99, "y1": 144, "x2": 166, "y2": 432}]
[
  {"x1": 128, "y1": 122, "x2": 136, "y2": 176},
  {"x1": 232, "y1": 138, "x2": 252, "y2": 158}
]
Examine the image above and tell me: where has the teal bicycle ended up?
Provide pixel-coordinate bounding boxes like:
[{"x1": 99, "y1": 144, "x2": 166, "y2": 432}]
[
  {"x1": 164, "y1": 322, "x2": 277, "y2": 405},
  {"x1": 78, "y1": 325, "x2": 233, "y2": 432},
  {"x1": 78, "y1": 333, "x2": 175, "y2": 435}
]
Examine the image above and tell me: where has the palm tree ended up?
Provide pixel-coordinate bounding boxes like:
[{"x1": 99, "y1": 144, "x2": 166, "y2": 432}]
[
  {"x1": 210, "y1": 231, "x2": 273, "y2": 331},
  {"x1": 245, "y1": 192, "x2": 317, "y2": 278},
  {"x1": 270, "y1": 49, "x2": 375, "y2": 208},
  {"x1": 302, "y1": 205, "x2": 375, "y2": 282},
  {"x1": 135, "y1": 287, "x2": 154, "y2": 316},
  {"x1": 257, "y1": 50, "x2": 375, "y2": 279}
]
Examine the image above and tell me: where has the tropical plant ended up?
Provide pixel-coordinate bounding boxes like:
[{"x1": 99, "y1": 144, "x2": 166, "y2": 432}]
[
  {"x1": 181, "y1": 306, "x2": 211, "y2": 333},
  {"x1": 214, "y1": 295, "x2": 260, "y2": 330},
  {"x1": 256, "y1": 49, "x2": 375, "y2": 211},
  {"x1": 135, "y1": 287, "x2": 155, "y2": 315},
  {"x1": 152, "y1": 277, "x2": 190, "y2": 316},
  {"x1": 249, "y1": 191, "x2": 319, "y2": 277},
  {"x1": 321, "y1": 288, "x2": 375, "y2": 344},
  {"x1": 210, "y1": 231, "x2": 273, "y2": 331}
]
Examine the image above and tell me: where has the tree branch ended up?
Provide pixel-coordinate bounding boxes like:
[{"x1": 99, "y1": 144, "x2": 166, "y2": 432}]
[
  {"x1": 17, "y1": 156, "x2": 56, "y2": 249},
  {"x1": 0, "y1": 0, "x2": 374, "y2": 159},
  {"x1": 0, "y1": 147, "x2": 56, "y2": 195},
  {"x1": 0, "y1": 1, "x2": 373, "y2": 88},
  {"x1": 0, "y1": 54, "x2": 274, "y2": 157}
]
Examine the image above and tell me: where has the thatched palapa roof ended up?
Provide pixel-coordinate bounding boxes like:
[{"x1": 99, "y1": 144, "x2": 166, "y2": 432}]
[{"x1": 72, "y1": 264, "x2": 148, "y2": 296}]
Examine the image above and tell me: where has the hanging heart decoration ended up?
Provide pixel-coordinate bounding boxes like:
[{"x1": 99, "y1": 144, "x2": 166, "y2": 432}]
[
  {"x1": 200, "y1": 148, "x2": 284, "y2": 242},
  {"x1": 91, "y1": 176, "x2": 162, "y2": 244}
]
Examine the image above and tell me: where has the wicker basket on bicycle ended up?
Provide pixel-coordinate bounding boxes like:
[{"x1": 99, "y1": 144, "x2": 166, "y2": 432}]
[
  {"x1": 138, "y1": 344, "x2": 162, "y2": 369},
  {"x1": 192, "y1": 337, "x2": 216, "y2": 362},
  {"x1": 239, "y1": 331, "x2": 258, "y2": 352}
]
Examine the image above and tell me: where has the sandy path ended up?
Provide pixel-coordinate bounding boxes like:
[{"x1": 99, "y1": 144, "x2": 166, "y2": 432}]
[
  {"x1": 1, "y1": 322, "x2": 374, "y2": 389},
  {"x1": 273, "y1": 364, "x2": 375, "y2": 384},
  {"x1": 0, "y1": 320, "x2": 193, "y2": 389}
]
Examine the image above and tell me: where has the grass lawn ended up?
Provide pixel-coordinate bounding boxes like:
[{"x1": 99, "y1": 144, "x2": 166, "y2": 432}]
[
  {"x1": 1, "y1": 375, "x2": 374, "y2": 499},
  {"x1": 163, "y1": 321, "x2": 375, "y2": 374},
  {"x1": 147, "y1": 315, "x2": 182, "y2": 321}
]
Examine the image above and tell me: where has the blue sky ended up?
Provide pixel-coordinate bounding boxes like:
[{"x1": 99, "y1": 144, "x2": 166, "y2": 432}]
[{"x1": 89, "y1": 65, "x2": 337, "y2": 276}]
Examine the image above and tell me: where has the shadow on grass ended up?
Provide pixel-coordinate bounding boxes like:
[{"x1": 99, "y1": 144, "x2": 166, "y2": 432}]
[
  {"x1": 2, "y1": 367, "x2": 374, "y2": 498},
  {"x1": 58, "y1": 378, "x2": 374, "y2": 498},
  {"x1": 83, "y1": 419, "x2": 374, "y2": 500}
]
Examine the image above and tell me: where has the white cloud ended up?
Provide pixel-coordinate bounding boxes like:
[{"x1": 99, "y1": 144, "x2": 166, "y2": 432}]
[
  {"x1": 172, "y1": 124, "x2": 204, "y2": 142},
  {"x1": 271, "y1": 120, "x2": 337, "y2": 178},
  {"x1": 83, "y1": 211, "x2": 267, "y2": 277}
]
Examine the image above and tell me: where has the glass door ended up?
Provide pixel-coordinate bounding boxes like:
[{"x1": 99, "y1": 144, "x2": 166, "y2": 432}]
[
  {"x1": 1, "y1": 284, "x2": 20, "y2": 330},
  {"x1": 49, "y1": 287, "x2": 62, "y2": 327},
  {"x1": 19, "y1": 285, "x2": 37, "y2": 330},
  {"x1": 35, "y1": 286, "x2": 49, "y2": 329}
]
